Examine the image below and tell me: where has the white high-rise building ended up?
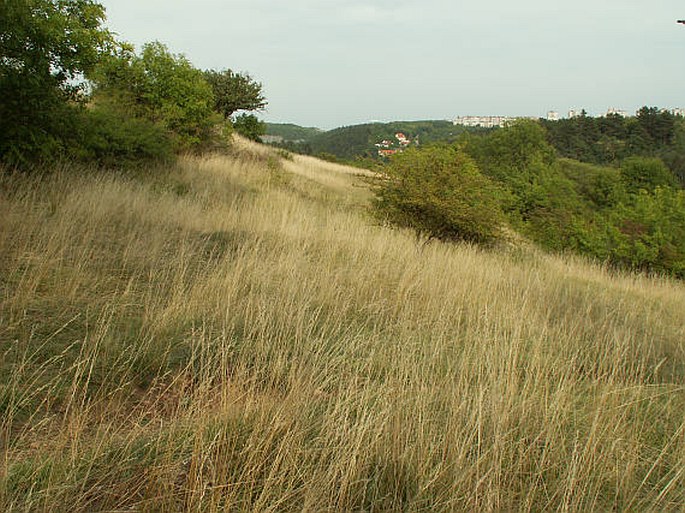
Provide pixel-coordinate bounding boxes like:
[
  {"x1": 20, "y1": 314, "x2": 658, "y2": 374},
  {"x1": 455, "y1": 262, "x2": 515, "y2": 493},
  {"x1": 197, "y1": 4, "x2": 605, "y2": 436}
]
[
  {"x1": 606, "y1": 107, "x2": 629, "y2": 118},
  {"x1": 547, "y1": 111, "x2": 560, "y2": 121}
]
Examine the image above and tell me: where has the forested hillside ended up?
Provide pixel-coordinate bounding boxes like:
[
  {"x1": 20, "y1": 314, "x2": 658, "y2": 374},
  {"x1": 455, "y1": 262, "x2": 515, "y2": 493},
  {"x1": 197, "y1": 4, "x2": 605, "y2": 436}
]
[
  {"x1": 373, "y1": 119, "x2": 685, "y2": 278},
  {"x1": 269, "y1": 120, "x2": 474, "y2": 160},
  {"x1": 264, "y1": 123, "x2": 322, "y2": 142},
  {"x1": 541, "y1": 107, "x2": 685, "y2": 186}
]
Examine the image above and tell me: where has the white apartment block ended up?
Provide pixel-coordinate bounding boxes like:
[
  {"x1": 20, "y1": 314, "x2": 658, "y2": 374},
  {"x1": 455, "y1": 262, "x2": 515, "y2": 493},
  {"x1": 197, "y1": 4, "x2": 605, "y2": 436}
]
[
  {"x1": 606, "y1": 107, "x2": 629, "y2": 118},
  {"x1": 453, "y1": 115, "x2": 533, "y2": 128}
]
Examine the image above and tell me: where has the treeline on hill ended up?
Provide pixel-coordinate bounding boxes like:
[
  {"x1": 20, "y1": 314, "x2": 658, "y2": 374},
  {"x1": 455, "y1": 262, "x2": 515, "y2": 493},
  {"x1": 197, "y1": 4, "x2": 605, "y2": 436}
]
[
  {"x1": 269, "y1": 120, "x2": 476, "y2": 161},
  {"x1": 373, "y1": 119, "x2": 685, "y2": 278},
  {"x1": 264, "y1": 123, "x2": 323, "y2": 142},
  {"x1": 541, "y1": 108, "x2": 685, "y2": 186},
  {"x1": 0, "y1": 0, "x2": 267, "y2": 168}
]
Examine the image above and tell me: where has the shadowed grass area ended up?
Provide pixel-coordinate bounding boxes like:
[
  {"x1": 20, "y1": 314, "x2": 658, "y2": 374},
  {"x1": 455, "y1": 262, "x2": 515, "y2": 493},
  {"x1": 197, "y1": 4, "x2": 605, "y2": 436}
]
[{"x1": 1, "y1": 140, "x2": 684, "y2": 511}]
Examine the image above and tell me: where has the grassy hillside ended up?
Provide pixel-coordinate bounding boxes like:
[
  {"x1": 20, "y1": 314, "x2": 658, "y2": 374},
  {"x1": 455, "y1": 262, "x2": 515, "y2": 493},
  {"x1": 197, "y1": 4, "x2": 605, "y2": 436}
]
[{"x1": 1, "y1": 140, "x2": 684, "y2": 511}]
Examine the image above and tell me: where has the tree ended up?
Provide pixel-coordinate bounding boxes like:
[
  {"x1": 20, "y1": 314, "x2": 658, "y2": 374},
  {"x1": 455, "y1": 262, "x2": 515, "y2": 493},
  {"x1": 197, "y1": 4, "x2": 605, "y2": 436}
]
[
  {"x1": 463, "y1": 120, "x2": 556, "y2": 181},
  {"x1": 94, "y1": 42, "x2": 217, "y2": 150},
  {"x1": 605, "y1": 187, "x2": 685, "y2": 277},
  {"x1": 620, "y1": 156, "x2": 677, "y2": 194},
  {"x1": 232, "y1": 114, "x2": 266, "y2": 142},
  {"x1": 372, "y1": 146, "x2": 505, "y2": 244},
  {"x1": 203, "y1": 69, "x2": 266, "y2": 119},
  {"x1": 0, "y1": 0, "x2": 114, "y2": 163},
  {"x1": 636, "y1": 106, "x2": 675, "y2": 147}
]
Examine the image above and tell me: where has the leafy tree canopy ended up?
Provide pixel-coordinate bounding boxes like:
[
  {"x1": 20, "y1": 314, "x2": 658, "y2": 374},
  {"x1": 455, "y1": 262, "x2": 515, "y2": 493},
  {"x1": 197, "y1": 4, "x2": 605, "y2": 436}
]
[
  {"x1": 94, "y1": 41, "x2": 217, "y2": 150},
  {"x1": 232, "y1": 113, "x2": 266, "y2": 142},
  {"x1": 0, "y1": 0, "x2": 114, "y2": 162},
  {"x1": 619, "y1": 156, "x2": 678, "y2": 194},
  {"x1": 203, "y1": 69, "x2": 266, "y2": 119}
]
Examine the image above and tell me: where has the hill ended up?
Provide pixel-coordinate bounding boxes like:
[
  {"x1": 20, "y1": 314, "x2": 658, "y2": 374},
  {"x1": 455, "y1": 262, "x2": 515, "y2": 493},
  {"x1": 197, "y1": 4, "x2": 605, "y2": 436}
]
[
  {"x1": 1, "y1": 140, "x2": 684, "y2": 511},
  {"x1": 264, "y1": 123, "x2": 323, "y2": 143},
  {"x1": 268, "y1": 120, "x2": 475, "y2": 160}
]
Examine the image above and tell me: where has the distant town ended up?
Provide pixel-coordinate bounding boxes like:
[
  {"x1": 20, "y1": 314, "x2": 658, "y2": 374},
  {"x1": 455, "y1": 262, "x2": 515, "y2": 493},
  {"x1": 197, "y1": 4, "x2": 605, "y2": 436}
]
[
  {"x1": 374, "y1": 132, "x2": 418, "y2": 157},
  {"x1": 453, "y1": 107, "x2": 685, "y2": 128}
]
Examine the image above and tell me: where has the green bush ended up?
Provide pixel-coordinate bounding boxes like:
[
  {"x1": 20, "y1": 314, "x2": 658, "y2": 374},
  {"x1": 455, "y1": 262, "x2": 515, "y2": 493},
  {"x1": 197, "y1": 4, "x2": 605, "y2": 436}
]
[
  {"x1": 93, "y1": 42, "x2": 218, "y2": 151},
  {"x1": 619, "y1": 156, "x2": 678, "y2": 194},
  {"x1": 463, "y1": 120, "x2": 556, "y2": 181},
  {"x1": 605, "y1": 187, "x2": 685, "y2": 277},
  {"x1": 74, "y1": 108, "x2": 174, "y2": 167},
  {"x1": 372, "y1": 146, "x2": 505, "y2": 244},
  {"x1": 232, "y1": 113, "x2": 266, "y2": 142}
]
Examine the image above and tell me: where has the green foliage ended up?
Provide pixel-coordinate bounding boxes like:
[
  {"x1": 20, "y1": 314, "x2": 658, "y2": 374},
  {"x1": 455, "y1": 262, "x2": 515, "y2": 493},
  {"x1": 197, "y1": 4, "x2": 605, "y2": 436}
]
[
  {"x1": 74, "y1": 108, "x2": 174, "y2": 166},
  {"x1": 635, "y1": 106, "x2": 675, "y2": 147},
  {"x1": 0, "y1": 0, "x2": 114, "y2": 164},
  {"x1": 541, "y1": 107, "x2": 684, "y2": 182},
  {"x1": 232, "y1": 114, "x2": 266, "y2": 142},
  {"x1": 462, "y1": 122, "x2": 580, "y2": 246},
  {"x1": 279, "y1": 121, "x2": 470, "y2": 160},
  {"x1": 620, "y1": 156, "x2": 678, "y2": 194},
  {"x1": 558, "y1": 159, "x2": 625, "y2": 209},
  {"x1": 94, "y1": 42, "x2": 217, "y2": 150},
  {"x1": 373, "y1": 118, "x2": 685, "y2": 277},
  {"x1": 373, "y1": 146, "x2": 504, "y2": 244},
  {"x1": 463, "y1": 120, "x2": 556, "y2": 180},
  {"x1": 203, "y1": 69, "x2": 266, "y2": 119},
  {"x1": 604, "y1": 188, "x2": 685, "y2": 277},
  {"x1": 264, "y1": 123, "x2": 322, "y2": 142}
]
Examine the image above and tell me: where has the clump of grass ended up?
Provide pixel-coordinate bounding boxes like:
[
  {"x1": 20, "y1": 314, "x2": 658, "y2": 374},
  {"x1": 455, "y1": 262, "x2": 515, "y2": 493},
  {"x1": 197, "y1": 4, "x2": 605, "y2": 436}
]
[{"x1": 1, "y1": 142, "x2": 684, "y2": 511}]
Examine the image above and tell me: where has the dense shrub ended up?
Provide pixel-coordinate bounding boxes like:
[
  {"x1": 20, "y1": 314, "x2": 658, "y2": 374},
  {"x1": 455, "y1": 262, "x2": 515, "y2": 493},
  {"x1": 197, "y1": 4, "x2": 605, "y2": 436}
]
[
  {"x1": 232, "y1": 114, "x2": 266, "y2": 142},
  {"x1": 372, "y1": 146, "x2": 505, "y2": 244},
  {"x1": 93, "y1": 42, "x2": 218, "y2": 151},
  {"x1": 463, "y1": 120, "x2": 556, "y2": 181},
  {"x1": 74, "y1": 109, "x2": 174, "y2": 166},
  {"x1": 619, "y1": 156, "x2": 677, "y2": 194},
  {"x1": 558, "y1": 159, "x2": 625, "y2": 209},
  {"x1": 604, "y1": 187, "x2": 685, "y2": 277}
]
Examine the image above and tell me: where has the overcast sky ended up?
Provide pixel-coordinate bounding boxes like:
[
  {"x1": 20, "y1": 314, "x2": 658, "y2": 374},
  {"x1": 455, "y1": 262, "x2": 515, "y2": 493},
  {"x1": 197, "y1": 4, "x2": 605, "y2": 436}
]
[{"x1": 98, "y1": 0, "x2": 684, "y2": 129}]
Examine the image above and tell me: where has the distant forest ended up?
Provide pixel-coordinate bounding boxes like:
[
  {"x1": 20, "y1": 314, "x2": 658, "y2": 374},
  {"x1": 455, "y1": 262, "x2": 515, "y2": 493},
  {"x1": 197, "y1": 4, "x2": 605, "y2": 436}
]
[
  {"x1": 540, "y1": 107, "x2": 685, "y2": 185},
  {"x1": 265, "y1": 120, "x2": 485, "y2": 161}
]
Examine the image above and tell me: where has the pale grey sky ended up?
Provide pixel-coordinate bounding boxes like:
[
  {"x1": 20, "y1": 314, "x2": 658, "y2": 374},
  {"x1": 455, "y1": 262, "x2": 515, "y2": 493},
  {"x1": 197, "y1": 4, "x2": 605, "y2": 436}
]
[{"x1": 99, "y1": 0, "x2": 684, "y2": 129}]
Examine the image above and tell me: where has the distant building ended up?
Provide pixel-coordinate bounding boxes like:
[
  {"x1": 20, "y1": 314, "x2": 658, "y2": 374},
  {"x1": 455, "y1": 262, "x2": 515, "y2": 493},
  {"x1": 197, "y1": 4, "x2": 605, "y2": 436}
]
[
  {"x1": 453, "y1": 115, "x2": 518, "y2": 128},
  {"x1": 568, "y1": 109, "x2": 581, "y2": 119},
  {"x1": 378, "y1": 149, "x2": 398, "y2": 157},
  {"x1": 672, "y1": 108, "x2": 685, "y2": 117},
  {"x1": 547, "y1": 111, "x2": 560, "y2": 121},
  {"x1": 260, "y1": 135, "x2": 284, "y2": 144},
  {"x1": 606, "y1": 107, "x2": 629, "y2": 118}
]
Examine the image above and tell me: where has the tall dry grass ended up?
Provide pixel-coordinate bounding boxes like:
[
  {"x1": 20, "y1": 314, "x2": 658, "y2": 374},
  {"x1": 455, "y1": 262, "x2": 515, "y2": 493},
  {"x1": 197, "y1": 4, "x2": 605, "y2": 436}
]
[{"x1": 1, "y1": 141, "x2": 684, "y2": 511}]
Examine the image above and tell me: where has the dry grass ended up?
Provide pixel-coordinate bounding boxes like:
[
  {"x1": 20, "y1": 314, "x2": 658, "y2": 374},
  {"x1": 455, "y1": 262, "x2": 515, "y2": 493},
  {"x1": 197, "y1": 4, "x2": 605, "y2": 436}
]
[{"x1": 1, "y1": 139, "x2": 684, "y2": 511}]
